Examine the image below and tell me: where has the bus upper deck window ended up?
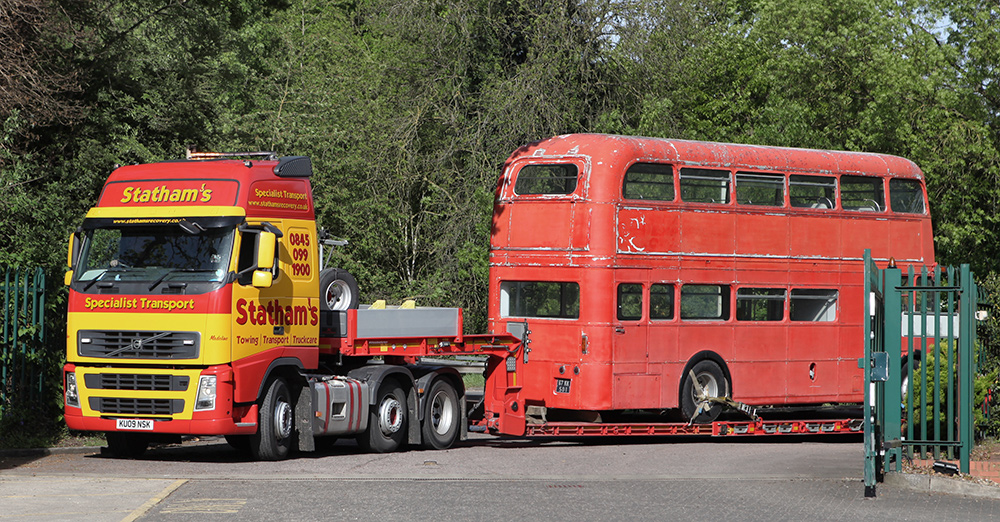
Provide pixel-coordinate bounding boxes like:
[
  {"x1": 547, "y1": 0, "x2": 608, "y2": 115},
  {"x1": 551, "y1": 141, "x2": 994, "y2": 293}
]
[
  {"x1": 841, "y1": 176, "x2": 884, "y2": 212},
  {"x1": 623, "y1": 163, "x2": 674, "y2": 201},
  {"x1": 789, "y1": 174, "x2": 836, "y2": 209},
  {"x1": 889, "y1": 179, "x2": 926, "y2": 214},
  {"x1": 514, "y1": 164, "x2": 579, "y2": 195},
  {"x1": 736, "y1": 173, "x2": 784, "y2": 207},
  {"x1": 680, "y1": 168, "x2": 730, "y2": 204}
]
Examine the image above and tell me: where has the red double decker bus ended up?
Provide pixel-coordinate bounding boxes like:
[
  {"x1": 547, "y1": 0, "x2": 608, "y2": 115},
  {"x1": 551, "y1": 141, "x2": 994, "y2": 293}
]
[{"x1": 488, "y1": 134, "x2": 933, "y2": 427}]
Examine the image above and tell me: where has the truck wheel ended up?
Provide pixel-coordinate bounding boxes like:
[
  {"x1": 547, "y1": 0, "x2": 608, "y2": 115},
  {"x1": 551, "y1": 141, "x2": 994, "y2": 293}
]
[
  {"x1": 359, "y1": 380, "x2": 407, "y2": 453},
  {"x1": 680, "y1": 360, "x2": 729, "y2": 424},
  {"x1": 105, "y1": 432, "x2": 148, "y2": 459},
  {"x1": 251, "y1": 378, "x2": 294, "y2": 461},
  {"x1": 319, "y1": 268, "x2": 360, "y2": 311},
  {"x1": 422, "y1": 379, "x2": 460, "y2": 450}
]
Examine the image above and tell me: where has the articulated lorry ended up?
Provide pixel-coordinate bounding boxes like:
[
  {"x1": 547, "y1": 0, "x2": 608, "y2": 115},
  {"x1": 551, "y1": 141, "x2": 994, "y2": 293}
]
[{"x1": 69, "y1": 135, "x2": 916, "y2": 460}]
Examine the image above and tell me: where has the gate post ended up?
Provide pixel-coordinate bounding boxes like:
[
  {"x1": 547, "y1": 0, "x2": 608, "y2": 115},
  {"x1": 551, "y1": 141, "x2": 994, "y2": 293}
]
[
  {"x1": 862, "y1": 249, "x2": 882, "y2": 497},
  {"x1": 958, "y1": 264, "x2": 975, "y2": 473}
]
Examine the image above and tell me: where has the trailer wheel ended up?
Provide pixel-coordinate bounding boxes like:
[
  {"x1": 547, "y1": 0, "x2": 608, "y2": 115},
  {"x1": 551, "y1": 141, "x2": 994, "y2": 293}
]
[
  {"x1": 105, "y1": 432, "x2": 148, "y2": 459},
  {"x1": 319, "y1": 268, "x2": 360, "y2": 311},
  {"x1": 359, "y1": 380, "x2": 407, "y2": 453},
  {"x1": 422, "y1": 379, "x2": 460, "y2": 450},
  {"x1": 680, "y1": 360, "x2": 729, "y2": 423},
  {"x1": 251, "y1": 378, "x2": 294, "y2": 461}
]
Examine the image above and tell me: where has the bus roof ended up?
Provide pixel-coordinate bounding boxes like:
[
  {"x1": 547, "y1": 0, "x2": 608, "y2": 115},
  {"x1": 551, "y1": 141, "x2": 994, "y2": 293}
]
[{"x1": 507, "y1": 134, "x2": 923, "y2": 179}]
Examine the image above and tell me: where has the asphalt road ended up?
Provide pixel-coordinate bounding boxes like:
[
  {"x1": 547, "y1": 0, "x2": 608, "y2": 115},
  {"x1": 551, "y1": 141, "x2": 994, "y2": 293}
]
[{"x1": 2, "y1": 434, "x2": 999, "y2": 521}]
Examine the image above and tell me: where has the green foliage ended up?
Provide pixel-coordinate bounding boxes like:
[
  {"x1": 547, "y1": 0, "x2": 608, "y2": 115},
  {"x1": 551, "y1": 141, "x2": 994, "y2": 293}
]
[
  {"x1": 0, "y1": 268, "x2": 67, "y2": 448},
  {"x1": 4, "y1": 0, "x2": 1000, "y2": 439},
  {"x1": 909, "y1": 347, "x2": 998, "y2": 441}
]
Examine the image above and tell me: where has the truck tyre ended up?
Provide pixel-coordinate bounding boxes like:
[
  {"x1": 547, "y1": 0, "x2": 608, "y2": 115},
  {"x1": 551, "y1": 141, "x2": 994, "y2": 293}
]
[
  {"x1": 421, "y1": 379, "x2": 460, "y2": 450},
  {"x1": 680, "y1": 359, "x2": 729, "y2": 424},
  {"x1": 319, "y1": 268, "x2": 360, "y2": 311},
  {"x1": 105, "y1": 432, "x2": 148, "y2": 459},
  {"x1": 251, "y1": 378, "x2": 294, "y2": 461},
  {"x1": 358, "y1": 379, "x2": 407, "y2": 453}
]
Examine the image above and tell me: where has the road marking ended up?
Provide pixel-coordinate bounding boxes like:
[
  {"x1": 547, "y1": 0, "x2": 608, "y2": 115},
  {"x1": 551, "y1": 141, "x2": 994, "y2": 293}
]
[
  {"x1": 120, "y1": 479, "x2": 186, "y2": 522},
  {"x1": 159, "y1": 498, "x2": 247, "y2": 514}
]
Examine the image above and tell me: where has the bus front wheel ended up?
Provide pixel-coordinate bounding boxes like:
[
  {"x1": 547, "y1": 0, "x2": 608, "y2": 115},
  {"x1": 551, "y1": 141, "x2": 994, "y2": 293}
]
[{"x1": 680, "y1": 360, "x2": 729, "y2": 424}]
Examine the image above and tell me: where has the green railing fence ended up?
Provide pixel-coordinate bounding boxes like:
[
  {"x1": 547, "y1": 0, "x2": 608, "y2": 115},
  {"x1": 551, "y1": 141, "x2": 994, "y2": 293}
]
[{"x1": 0, "y1": 265, "x2": 47, "y2": 420}]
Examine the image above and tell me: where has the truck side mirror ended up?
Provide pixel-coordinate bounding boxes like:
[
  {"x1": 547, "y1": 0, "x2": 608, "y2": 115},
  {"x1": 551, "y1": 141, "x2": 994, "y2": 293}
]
[
  {"x1": 252, "y1": 231, "x2": 277, "y2": 289},
  {"x1": 65, "y1": 232, "x2": 80, "y2": 286}
]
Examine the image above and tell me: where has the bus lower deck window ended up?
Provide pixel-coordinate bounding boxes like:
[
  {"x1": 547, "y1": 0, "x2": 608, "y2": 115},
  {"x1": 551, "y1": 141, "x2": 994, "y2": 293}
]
[
  {"x1": 617, "y1": 283, "x2": 643, "y2": 320},
  {"x1": 790, "y1": 289, "x2": 838, "y2": 321},
  {"x1": 650, "y1": 284, "x2": 674, "y2": 320},
  {"x1": 500, "y1": 281, "x2": 580, "y2": 318},
  {"x1": 736, "y1": 288, "x2": 785, "y2": 321},
  {"x1": 681, "y1": 284, "x2": 730, "y2": 320}
]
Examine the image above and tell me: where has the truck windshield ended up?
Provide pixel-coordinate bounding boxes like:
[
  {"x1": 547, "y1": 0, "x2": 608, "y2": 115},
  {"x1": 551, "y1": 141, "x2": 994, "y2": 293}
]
[{"x1": 76, "y1": 223, "x2": 235, "y2": 285}]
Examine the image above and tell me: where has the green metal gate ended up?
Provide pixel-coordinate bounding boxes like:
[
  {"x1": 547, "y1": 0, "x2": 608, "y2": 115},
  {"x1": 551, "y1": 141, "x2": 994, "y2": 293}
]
[
  {"x1": 0, "y1": 265, "x2": 47, "y2": 420},
  {"x1": 863, "y1": 250, "x2": 976, "y2": 496}
]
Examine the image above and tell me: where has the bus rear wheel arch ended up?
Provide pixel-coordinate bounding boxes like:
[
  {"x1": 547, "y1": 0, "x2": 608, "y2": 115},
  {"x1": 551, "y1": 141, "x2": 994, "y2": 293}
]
[{"x1": 680, "y1": 358, "x2": 730, "y2": 424}]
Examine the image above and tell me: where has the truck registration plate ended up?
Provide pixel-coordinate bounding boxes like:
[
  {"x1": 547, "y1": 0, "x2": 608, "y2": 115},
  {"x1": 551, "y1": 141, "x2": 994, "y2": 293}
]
[
  {"x1": 116, "y1": 418, "x2": 154, "y2": 431},
  {"x1": 555, "y1": 378, "x2": 571, "y2": 394}
]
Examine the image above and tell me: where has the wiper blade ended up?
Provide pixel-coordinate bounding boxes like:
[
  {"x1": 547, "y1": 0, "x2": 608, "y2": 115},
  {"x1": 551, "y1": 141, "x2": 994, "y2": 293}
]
[
  {"x1": 81, "y1": 266, "x2": 131, "y2": 291},
  {"x1": 148, "y1": 269, "x2": 219, "y2": 291}
]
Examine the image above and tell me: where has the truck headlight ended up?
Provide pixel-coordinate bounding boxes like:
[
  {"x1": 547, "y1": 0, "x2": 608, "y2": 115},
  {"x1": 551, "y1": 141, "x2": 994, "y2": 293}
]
[
  {"x1": 194, "y1": 375, "x2": 217, "y2": 411},
  {"x1": 65, "y1": 372, "x2": 80, "y2": 408}
]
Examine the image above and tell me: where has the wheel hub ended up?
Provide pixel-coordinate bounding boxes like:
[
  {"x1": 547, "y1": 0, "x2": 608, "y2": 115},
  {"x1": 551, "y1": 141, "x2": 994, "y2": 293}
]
[
  {"x1": 430, "y1": 391, "x2": 455, "y2": 435},
  {"x1": 378, "y1": 396, "x2": 403, "y2": 435},
  {"x1": 326, "y1": 280, "x2": 353, "y2": 311},
  {"x1": 274, "y1": 398, "x2": 293, "y2": 440}
]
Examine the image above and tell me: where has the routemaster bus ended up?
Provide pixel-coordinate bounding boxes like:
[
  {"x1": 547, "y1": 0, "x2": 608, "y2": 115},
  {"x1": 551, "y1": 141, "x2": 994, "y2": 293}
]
[{"x1": 488, "y1": 134, "x2": 933, "y2": 426}]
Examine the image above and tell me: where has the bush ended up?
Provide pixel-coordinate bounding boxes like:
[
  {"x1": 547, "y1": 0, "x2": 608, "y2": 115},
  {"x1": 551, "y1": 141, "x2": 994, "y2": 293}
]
[{"x1": 909, "y1": 346, "x2": 999, "y2": 443}]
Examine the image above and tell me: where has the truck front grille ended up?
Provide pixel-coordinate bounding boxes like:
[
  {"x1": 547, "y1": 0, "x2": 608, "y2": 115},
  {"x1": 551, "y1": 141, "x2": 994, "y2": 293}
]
[
  {"x1": 90, "y1": 397, "x2": 184, "y2": 416},
  {"x1": 78, "y1": 330, "x2": 200, "y2": 359},
  {"x1": 84, "y1": 373, "x2": 189, "y2": 392}
]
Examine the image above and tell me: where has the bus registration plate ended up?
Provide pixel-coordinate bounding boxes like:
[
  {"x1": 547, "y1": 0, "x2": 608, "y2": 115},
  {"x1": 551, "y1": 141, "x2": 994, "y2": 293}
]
[
  {"x1": 555, "y1": 378, "x2": 571, "y2": 394},
  {"x1": 116, "y1": 418, "x2": 154, "y2": 431}
]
